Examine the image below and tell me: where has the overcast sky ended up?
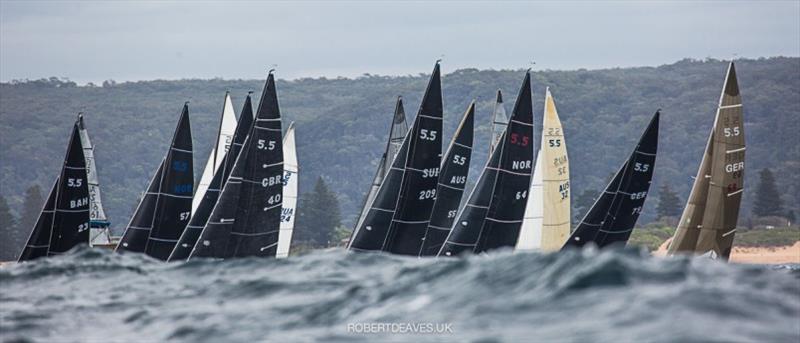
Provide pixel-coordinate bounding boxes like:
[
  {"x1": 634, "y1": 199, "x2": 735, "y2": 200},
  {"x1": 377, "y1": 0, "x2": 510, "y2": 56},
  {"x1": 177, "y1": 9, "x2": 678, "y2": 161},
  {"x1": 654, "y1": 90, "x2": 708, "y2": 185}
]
[{"x1": 1, "y1": 1, "x2": 798, "y2": 83}]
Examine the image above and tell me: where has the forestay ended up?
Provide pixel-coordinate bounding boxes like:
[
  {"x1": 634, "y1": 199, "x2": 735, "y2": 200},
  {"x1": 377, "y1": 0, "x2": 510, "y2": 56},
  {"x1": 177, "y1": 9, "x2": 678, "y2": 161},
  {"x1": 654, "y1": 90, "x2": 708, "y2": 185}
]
[{"x1": 439, "y1": 71, "x2": 534, "y2": 256}]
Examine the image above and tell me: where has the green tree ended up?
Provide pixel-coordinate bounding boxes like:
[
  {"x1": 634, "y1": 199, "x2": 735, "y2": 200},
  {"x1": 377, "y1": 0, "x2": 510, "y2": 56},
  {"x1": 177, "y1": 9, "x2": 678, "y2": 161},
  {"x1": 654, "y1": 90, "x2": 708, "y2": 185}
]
[
  {"x1": 656, "y1": 184, "x2": 682, "y2": 219},
  {"x1": 19, "y1": 185, "x2": 44, "y2": 233},
  {"x1": 753, "y1": 168, "x2": 784, "y2": 217},
  {"x1": 295, "y1": 177, "x2": 342, "y2": 248},
  {"x1": 573, "y1": 188, "x2": 598, "y2": 222},
  {"x1": 0, "y1": 194, "x2": 20, "y2": 261}
]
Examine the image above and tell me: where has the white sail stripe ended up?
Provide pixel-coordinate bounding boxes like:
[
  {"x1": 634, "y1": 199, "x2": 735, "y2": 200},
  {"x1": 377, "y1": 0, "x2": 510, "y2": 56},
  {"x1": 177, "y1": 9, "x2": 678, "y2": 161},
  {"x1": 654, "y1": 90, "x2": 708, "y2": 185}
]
[
  {"x1": 231, "y1": 230, "x2": 278, "y2": 237},
  {"x1": 390, "y1": 167, "x2": 405, "y2": 172},
  {"x1": 207, "y1": 221, "x2": 234, "y2": 225},
  {"x1": 256, "y1": 118, "x2": 281, "y2": 122},
  {"x1": 56, "y1": 208, "x2": 90, "y2": 213},
  {"x1": 63, "y1": 166, "x2": 85, "y2": 170},
  {"x1": 722, "y1": 229, "x2": 737, "y2": 237},
  {"x1": 467, "y1": 204, "x2": 489, "y2": 209},
  {"x1": 253, "y1": 126, "x2": 281, "y2": 132},
  {"x1": 128, "y1": 226, "x2": 152, "y2": 231},
  {"x1": 261, "y1": 161, "x2": 284, "y2": 168},
  {"x1": 41, "y1": 210, "x2": 55, "y2": 213},
  {"x1": 148, "y1": 237, "x2": 178, "y2": 242},
  {"x1": 228, "y1": 176, "x2": 243, "y2": 180},
  {"x1": 719, "y1": 104, "x2": 743, "y2": 109},
  {"x1": 417, "y1": 114, "x2": 443, "y2": 121},
  {"x1": 727, "y1": 189, "x2": 744, "y2": 197},
  {"x1": 444, "y1": 241, "x2": 476, "y2": 247},
  {"x1": 541, "y1": 178, "x2": 569, "y2": 182},
  {"x1": 452, "y1": 142, "x2": 472, "y2": 149},
  {"x1": 486, "y1": 166, "x2": 531, "y2": 176},
  {"x1": 239, "y1": 178, "x2": 282, "y2": 185},
  {"x1": 579, "y1": 221, "x2": 603, "y2": 227},
  {"x1": 157, "y1": 193, "x2": 194, "y2": 199},
  {"x1": 349, "y1": 247, "x2": 376, "y2": 252},
  {"x1": 486, "y1": 217, "x2": 523, "y2": 224},
  {"x1": 598, "y1": 228, "x2": 633, "y2": 234},
  {"x1": 171, "y1": 147, "x2": 193, "y2": 153},
  {"x1": 543, "y1": 220, "x2": 572, "y2": 226},
  {"x1": 726, "y1": 147, "x2": 746, "y2": 154},
  {"x1": 227, "y1": 181, "x2": 242, "y2": 184},
  {"x1": 635, "y1": 150, "x2": 657, "y2": 156},
  {"x1": 392, "y1": 219, "x2": 429, "y2": 225},
  {"x1": 436, "y1": 183, "x2": 465, "y2": 191},
  {"x1": 26, "y1": 244, "x2": 50, "y2": 248},
  {"x1": 262, "y1": 203, "x2": 282, "y2": 211},
  {"x1": 427, "y1": 224, "x2": 451, "y2": 230},
  {"x1": 370, "y1": 207, "x2": 395, "y2": 213},
  {"x1": 510, "y1": 119, "x2": 533, "y2": 127}
]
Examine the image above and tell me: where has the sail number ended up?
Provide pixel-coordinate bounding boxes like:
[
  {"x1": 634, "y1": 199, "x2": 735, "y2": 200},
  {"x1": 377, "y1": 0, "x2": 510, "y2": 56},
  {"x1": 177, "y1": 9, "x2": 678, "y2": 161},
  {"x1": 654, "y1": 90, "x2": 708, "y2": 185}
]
[
  {"x1": 510, "y1": 133, "x2": 530, "y2": 147},
  {"x1": 516, "y1": 190, "x2": 527, "y2": 200},
  {"x1": 422, "y1": 168, "x2": 440, "y2": 178},
  {"x1": 450, "y1": 176, "x2": 466, "y2": 185},
  {"x1": 67, "y1": 178, "x2": 83, "y2": 187},
  {"x1": 174, "y1": 184, "x2": 192, "y2": 194},
  {"x1": 725, "y1": 162, "x2": 744, "y2": 173},
  {"x1": 257, "y1": 139, "x2": 277, "y2": 150},
  {"x1": 560, "y1": 182, "x2": 570, "y2": 200},
  {"x1": 261, "y1": 175, "x2": 282, "y2": 187},
  {"x1": 512, "y1": 160, "x2": 532, "y2": 170},
  {"x1": 724, "y1": 126, "x2": 741, "y2": 137},
  {"x1": 70, "y1": 197, "x2": 88, "y2": 208},
  {"x1": 419, "y1": 189, "x2": 436, "y2": 200},
  {"x1": 453, "y1": 155, "x2": 467, "y2": 166},
  {"x1": 548, "y1": 139, "x2": 561, "y2": 147},
  {"x1": 631, "y1": 206, "x2": 643, "y2": 215},
  {"x1": 420, "y1": 129, "x2": 438, "y2": 141},
  {"x1": 172, "y1": 161, "x2": 189, "y2": 172},
  {"x1": 267, "y1": 194, "x2": 282, "y2": 205},
  {"x1": 634, "y1": 163, "x2": 650, "y2": 172},
  {"x1": 447, "y1": 210, "x2": 457, "y2": 218},
  {"x1": 630, "y1": 191, "x2": 647, "y2": 200},
  {"x1": 179, "y1": 211, "x2": 190, "y2": 220},
  {"x1": 547, "y1": 128, "x2": 562, "y2": 136}
]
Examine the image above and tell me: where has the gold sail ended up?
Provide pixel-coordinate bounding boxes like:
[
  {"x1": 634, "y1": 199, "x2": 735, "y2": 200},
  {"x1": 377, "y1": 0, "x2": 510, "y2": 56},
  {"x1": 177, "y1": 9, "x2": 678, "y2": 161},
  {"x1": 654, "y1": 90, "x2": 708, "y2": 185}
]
[
  {"x1": 669, "y1": 62, "x2": 744, "y2": 260},
  {"x1": 539, "y1": 89, "x2": 571, "y2": 250}
]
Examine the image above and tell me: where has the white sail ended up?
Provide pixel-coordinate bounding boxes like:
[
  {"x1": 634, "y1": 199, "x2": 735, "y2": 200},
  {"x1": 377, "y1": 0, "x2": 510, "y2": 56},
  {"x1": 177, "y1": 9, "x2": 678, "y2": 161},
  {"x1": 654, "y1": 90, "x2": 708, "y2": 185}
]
[
  {"x1": 489, "y1": 89, "x2": 508, "y2": 154},
  {"x1": 277, "y1": 123, "x2": 298, "y2": 258},
  {"x1": 77, "y1": 115, "x2": 112, "y2": 246},
  {"x1": 192, "y1": 92, "x2": 238, "y2": 214},
  {"x1": 517, "y1": 88, "x2": 571, "y2": 252}
]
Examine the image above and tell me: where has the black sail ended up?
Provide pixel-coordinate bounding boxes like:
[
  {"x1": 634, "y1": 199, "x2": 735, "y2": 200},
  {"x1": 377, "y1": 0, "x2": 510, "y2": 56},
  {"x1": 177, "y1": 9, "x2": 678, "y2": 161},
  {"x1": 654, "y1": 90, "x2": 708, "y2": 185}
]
[
  {"x1": 190, "y1": 72, "x2": 284, "y2": 259},
  {"x1": 562, "y1": 111, "x2": 659, "y2": 249},
  {"x1": 348, "y1": 62, "x2": 443, "y2": 253},
  {"x1": 439, "y1": 71, "x2": 534, "y2": 256},
  {"x1": 169, "y1": 94, "x2": 255, "y2": 261},
  {"x1": 418, "y1": 101, "x2": 475, "y2": 256},
  {"x1": 116, "y1": 104, "x2": 194, "y2": 260},
  {"x1": 20, "y1": 121, "x2": 90, "y2": 261},
  {"x1": 354, "y1": 97, "x2": 408, "y2": 230}
]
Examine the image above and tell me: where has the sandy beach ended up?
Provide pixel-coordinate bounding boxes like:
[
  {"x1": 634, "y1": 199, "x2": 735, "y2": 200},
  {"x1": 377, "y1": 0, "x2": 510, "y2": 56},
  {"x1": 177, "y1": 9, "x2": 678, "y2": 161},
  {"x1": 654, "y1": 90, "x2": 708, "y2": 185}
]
[{"x1": 654, "y1": 239, "x2": 800, "y2": 264}]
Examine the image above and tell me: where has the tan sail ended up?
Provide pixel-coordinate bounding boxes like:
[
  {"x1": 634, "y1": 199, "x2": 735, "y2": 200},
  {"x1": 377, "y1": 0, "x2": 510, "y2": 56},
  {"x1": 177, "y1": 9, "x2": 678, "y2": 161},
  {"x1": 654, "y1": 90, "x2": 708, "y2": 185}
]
[
  {"x1": 517, "y1": 88, "x2": 570, "y2": 251},
  {"x1": 669, "y1": 62, "x2": 744, "y2": 259}
]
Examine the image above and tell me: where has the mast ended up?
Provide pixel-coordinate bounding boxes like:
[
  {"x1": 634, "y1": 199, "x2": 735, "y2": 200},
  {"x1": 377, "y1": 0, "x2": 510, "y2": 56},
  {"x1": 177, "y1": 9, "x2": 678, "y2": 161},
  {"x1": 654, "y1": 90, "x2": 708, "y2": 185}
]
[
  {"x1": 353, "y1": 97, "x2": 408, "y2": 231},
  {"x1": 116, "y1": 104, "x2": 193, "y2": 261},
  {"x1": 77, "y1": 114, "x2": 112, "y2": 245},
  {"x1": 517, "y1": 88, "x2": 571, "y2": 252},
  {"x1": 490, "y1": 89, "x2": 508, "y2": 155},
  {"x1": 562, "y1": 111, "x2": 659, "y2": 249},
  {"x1": 190, "y1": 71, "x2": 284, "y2": 259},
  {"x1": 348, "y1": 62, "x2": 443, "y2": 254},
  {"x1": 418, "y1": 101, "x2": 475, "y2": 256},
  {"x1": 439, "y1": 70, "x2": 534, "y2": 256},
  {"x1": 169, "y1": 93, "x2": 255, "y2": 261},
  {"x1": 192, "y1": 92, "x2": 237, "y2": 214},
  {"x1": 277, "y1": 122, "x2": 298, "y2": 258},
  {"x1": 19, "y1": 119, "x2": 90, "y2": 261},
  {"x1": 669, "y1": 62, "x2": 744, "y2": 260}
]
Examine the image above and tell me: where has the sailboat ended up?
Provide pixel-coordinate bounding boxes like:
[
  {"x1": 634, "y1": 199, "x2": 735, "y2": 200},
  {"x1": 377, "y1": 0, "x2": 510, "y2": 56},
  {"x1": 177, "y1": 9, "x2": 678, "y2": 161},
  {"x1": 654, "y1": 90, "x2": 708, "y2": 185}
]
[
  {"x1": 438, "y1": 70, "x2": 534, "y2": 256},
  {"x1": 490, "y1": 89, "x2": 508, "y2": 154},
  {"x1": 277, "y1": 122, "x2": 298, "y2": 258},
  {"x1": 418, "y1": 101, "x2": 475, "y2": 256},
  {"x1": 168, "y1": 93, "x2": 255, "y2": 261},
  {"x1": 353, "y1": 97, "x2": 409, "y2": 228},
  {"x1": 190, "y1": 71, "x2": 284, "y2": 259},
  {"x1": 76, "y1": 114, "x2": 113, "y2": 247},
  {"x1": 192, "y1": 92, "x2": 238, "y2": 215},
  {"x1": 667, "y1": 62, "x2": 745, "y2": 260},
  {"x1": 19, "y1": 116, "x2": 90, "y2": 261},
  {"x1": 116, "y1": 103, "x2": 194, "y2": 261},
  {"x1": 517, "y1": 88, "x2": 571, "y2": 252},
  {"x1": 562, "y1": 111, "x2": 659, "y2": 249},
  {"x1": 348, "y1": 62, "x2": 443, "y2": 254}
]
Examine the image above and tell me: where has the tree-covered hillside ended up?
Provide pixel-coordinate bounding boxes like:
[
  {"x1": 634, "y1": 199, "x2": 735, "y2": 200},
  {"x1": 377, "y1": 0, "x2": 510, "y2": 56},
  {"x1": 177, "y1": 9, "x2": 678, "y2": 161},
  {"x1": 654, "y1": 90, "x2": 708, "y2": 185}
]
[{"x1": 1, "y1": 57, "x2": 798, "y2": 236}]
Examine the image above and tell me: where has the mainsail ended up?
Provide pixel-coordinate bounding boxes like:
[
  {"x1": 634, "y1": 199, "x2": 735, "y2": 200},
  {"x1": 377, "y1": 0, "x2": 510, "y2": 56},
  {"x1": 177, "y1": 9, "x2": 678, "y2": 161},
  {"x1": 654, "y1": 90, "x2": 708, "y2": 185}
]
[
  {"x1": 193, "y1": 92, "x2": 237, "y2": 214},
  {"x1": 668, "y1": 62, "x2": 745, "y2": 260},
  {"x1": 349, "y1": 62, "x2": 443, "y2": 254},
  {"x1": 168, "y1": 94, "x2": 255, "y2": 261},
  {"x1": 19, "y1": 119, "x2": 90, "y2": 261},
  {"x1": 439, "y1": 71, "x2": 534, "y2": 256},
  {"x1": 490, "y1": 89, "x2": 508, "y2": 154},
  {"x1": 190, "y1": 71, "x2": 284, "y2": 259},
  {"x1": 116, "y1": 104, "x2": 194, "y2": 260},
  {"x1": 76, "y1": 114, "x2": 112, "y2": 246},
  {"x1": 562, "y1": 111, "x2": 659, "y2": 249},
  {"x1": 517, "y1": 88, "x2": 571, "y2": 252},
  {"x1": 354, "y1": 97, "x2": 408, "y2": 229},
  {"x1": 418, "y1": 101, "x2": 475, "y2": 256},
  {"x1": 277, "y1": 122, "x2": 298, "y2": 258}
]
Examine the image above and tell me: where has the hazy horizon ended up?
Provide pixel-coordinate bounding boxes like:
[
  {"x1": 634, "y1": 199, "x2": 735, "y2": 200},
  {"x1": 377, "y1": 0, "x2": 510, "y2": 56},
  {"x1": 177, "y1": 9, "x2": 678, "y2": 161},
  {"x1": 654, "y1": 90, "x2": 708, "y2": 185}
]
[{"x1": 1, "y1": 1, "x2": 798, "y2": 84}]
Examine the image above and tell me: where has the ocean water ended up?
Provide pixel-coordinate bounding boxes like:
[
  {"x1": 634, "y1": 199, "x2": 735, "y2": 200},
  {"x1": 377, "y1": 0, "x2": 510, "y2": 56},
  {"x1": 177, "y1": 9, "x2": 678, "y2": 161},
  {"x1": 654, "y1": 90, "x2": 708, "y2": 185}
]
[{"x1": 1, "y1": 246, "x2": 798, "y2": 343}]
